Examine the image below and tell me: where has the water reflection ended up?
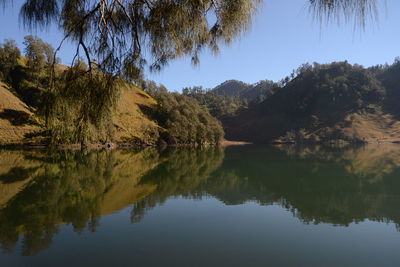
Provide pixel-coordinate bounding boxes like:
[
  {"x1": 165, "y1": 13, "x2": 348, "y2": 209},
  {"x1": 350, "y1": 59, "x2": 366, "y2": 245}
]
[
  {"x1": 1, "y1": 144, "x2": 400, "y2": 255},
  {"x1": 0, "y1": 149, "x2": 163, "y2": 255}
]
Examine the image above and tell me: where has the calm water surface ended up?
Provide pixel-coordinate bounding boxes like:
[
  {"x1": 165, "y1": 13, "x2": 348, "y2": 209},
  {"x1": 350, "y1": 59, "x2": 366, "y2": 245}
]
[{"x1": 1, "y1": 145, "x2": 400, "y2": 266}]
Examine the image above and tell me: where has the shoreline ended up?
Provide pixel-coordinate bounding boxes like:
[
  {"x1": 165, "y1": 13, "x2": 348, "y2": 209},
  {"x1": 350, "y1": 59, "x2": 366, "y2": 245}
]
[{"x1": 2, "y1": 140, "x2": 400, "y2": 151}]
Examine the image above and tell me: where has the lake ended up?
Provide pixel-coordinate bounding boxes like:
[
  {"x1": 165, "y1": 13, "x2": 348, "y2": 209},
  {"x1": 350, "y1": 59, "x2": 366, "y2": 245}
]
[{"x1": 1, "y1": 144, "x2": 400, "y2": 266}]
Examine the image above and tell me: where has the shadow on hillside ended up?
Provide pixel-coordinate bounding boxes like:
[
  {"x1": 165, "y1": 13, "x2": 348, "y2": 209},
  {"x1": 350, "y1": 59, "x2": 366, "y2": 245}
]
[
  {"x1": 137, "y1": 104, "x2": 154, "y2": 118},
  {"x1": 0, "y1": 166, "x2": 38, "y2": 184},
  {"x1": 0, "y1": 109, "x2": 33, "y2": 126}
]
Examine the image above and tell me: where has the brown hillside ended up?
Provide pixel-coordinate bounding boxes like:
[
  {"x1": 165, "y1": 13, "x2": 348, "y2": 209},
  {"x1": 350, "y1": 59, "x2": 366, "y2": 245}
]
[
  {"x1": 114, "y1": 84, "x2": 161, "y2": 144},
  {"x1": 333, "y1": 113, "x2": 400, "y2": 143},
  {"x1": 274, "y1": 113, "x2": 400, "y2": 143},
  {"x1": 224, "y1": 111, "x2": 400, "y2": 144},
  {"x1": 0, "y1": 80, "x2": 161, "y2": 145},
  {"x1": 0, "y1": 82, "x2": 39, "y2": 144}
]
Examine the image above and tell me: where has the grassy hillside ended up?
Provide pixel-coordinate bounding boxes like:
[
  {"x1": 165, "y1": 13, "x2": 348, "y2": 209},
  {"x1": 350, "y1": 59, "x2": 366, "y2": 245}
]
[
  {"x1": 113, "y1": 84, "x2": 160, "y2": 145},
  {"x1": 0, "y1": 81, "x2": 162, "y2": 146},
  {"x1": 0, "y1": 82, "x2": 39, "y2": 145}
]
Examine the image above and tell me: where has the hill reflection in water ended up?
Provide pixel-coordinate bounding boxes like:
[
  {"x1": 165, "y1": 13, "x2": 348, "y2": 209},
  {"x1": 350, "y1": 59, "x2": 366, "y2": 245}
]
[{"x1": 1, "y1": 144, "x2": 400, "y2": 255}]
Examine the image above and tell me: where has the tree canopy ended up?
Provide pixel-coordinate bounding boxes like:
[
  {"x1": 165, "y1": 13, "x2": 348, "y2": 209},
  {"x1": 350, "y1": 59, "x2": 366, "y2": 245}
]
[{"x1": 1, "y1": 0, "x2": 377, "y2": 79}]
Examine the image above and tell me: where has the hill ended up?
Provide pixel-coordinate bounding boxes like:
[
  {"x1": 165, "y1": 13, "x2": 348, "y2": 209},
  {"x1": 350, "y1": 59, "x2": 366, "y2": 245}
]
[
  {"x1": 222, "y1": 61, "x2": 400, "y2": 143},
  {"x1": 0, "y1": 80, "x2": 161, "y2": 146}
]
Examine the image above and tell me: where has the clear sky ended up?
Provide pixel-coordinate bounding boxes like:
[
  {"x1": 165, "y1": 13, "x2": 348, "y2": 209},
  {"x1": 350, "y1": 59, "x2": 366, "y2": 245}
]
[{"x1": 1, "y1": 0, "x2": 399, "y2": 91}]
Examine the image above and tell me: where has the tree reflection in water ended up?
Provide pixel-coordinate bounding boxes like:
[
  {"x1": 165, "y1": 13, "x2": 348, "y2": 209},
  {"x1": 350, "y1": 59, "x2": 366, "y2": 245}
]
[{"x1": 1, "y1": 144, "x2": 400, "y2": 255}]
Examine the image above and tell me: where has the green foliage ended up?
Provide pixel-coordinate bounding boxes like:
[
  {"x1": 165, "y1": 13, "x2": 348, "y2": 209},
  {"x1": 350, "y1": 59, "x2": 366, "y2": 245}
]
[
  {"x1": 375, "y1": 58, "x2": 400, "y2": 118},
  {"x1": 0, "y1": 38, "x2": 224, "y2": 146},
  {"x1": 0, "y1": 37, "x2": 125, "y2": 145},
  {"x1": 47, "y1": 62, "x2": 120, "y2": 145},
  {"x1": 6, "y1": 0, "x2": 261, "y2": 81},
  {"x1": 309, "y1": 0, "x2": 377, "y2": 28},
  {"x1": 272, "y1": 61, "x2": 385, "y2": 118},
  {"x1": 150, "y1": 88, "x2": 224, "y2": 145},
  {"x1": 2, "y1": 0, "x2": 376, "y2": 79},
  {"x1": 23, "y1": 35, "x2": 57, "y2": 71},
  {"x1": 1, "y1": 0, "x2": 262, "y2": 145},
  {"x1": 182, "y1": 80, "x2": 278, "y2": 119},
  {"x1": 182, "y1": 86, "x2": 246, "y2": 119},
  {"x1": 0, "y1": 39, "x2": 21, "y2": 83},
  {"x1": 181, "y1": 80, "x2": 279, "y2": 119}
]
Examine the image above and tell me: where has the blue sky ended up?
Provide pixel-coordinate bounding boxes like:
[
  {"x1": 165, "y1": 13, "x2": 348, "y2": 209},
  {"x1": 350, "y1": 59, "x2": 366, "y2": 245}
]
[{"x1": 1, "y1": 0, "x2": 399, "y2": 91}]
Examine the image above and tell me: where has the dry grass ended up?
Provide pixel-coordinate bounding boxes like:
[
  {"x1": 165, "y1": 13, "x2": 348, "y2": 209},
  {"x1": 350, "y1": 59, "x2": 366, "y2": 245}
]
[
  {"x1": 342, "y1": 113, "x2": 400, "y2": 143},
  {"x1": 0, "y1": 80, "x2": 161, "y2": 145},
  {"x1": 113, "y1": 84, "x2": 161, "y2": 144},
  {"x1": 0, "y1": 82, "x2": 39, "y2": 144},
  {"x1": 273, "y1": 112, "x2": 400, "y2": 144}
]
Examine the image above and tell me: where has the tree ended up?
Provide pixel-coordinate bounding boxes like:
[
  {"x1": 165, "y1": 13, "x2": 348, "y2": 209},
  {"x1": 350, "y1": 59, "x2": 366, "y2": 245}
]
[
  {"x1": 0, "y1": 37, "x2": 57, "y2": 108},
  {"x1": 0, "y1": 39, "x2": 21, "y2": 82},
  {"x1": 23, "y1": 35, "x2": 56, "y2": 71},
  {"x1": 13, "y1": 36, "x2": 57, "y2": 108},
  {"x1": 149, "y1": 86, "x2": 224, "y2": 145},
  {"x1": 9, "y1": 0, "x2": 262, "y2": 81}
]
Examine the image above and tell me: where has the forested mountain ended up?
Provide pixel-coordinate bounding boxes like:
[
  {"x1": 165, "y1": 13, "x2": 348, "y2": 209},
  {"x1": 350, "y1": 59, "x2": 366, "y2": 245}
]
[{"x1": 222, "y1": 61, "x2": 400, "y2": 143}]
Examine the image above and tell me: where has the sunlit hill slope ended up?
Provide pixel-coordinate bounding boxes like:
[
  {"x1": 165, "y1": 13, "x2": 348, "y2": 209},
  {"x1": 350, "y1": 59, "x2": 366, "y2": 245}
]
[{"x1": 0, "y1": 81, "x2": 160, "y2": 145}]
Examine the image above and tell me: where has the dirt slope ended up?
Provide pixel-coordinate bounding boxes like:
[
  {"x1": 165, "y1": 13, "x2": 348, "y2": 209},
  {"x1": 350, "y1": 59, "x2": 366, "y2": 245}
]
[
  {"x1": 113, "y1": 84, "x2": 161, "y2": 144},
  {"x1": 0, "y1": 81, "x2": 162, "y2": 145},
  {"x1": 0, "y1": 82, "x2": 38, "y2": 144}
]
